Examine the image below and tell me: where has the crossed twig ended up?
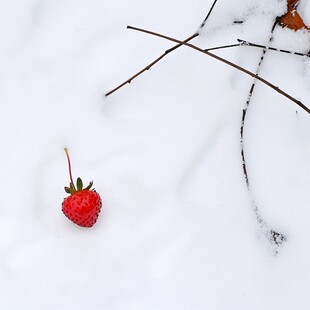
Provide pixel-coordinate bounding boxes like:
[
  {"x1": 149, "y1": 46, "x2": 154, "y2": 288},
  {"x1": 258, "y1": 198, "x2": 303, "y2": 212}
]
[
  {"x1": 125, "y1": 25, "x2": 310, "y2": 114},
  {"x1": 105, "y1": 0, "x2": 219, "y2": 97}
]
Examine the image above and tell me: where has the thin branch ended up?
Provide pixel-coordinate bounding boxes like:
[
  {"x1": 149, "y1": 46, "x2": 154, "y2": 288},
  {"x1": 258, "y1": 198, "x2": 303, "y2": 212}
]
[
  {"x1": 105, "y1": 0, "x2": 219, "y2": 97},
  {"x1": 127, "y1": 25, "x2": 310, "y2": 115},
  {"x1": 200, "y1": 0, "x2": 219, "y2": 28},
  {"x1": 205, "y1": 43, "x2": 240, "y2": 52},
  {"x1": 105, "y1": 33, "x2": 198, "y2": 97},
  {"x1": 241, "y1": 21, "x2": 277, "y2": 190},
  {"x1": 239, "y1": 19, "x2": 286, "y2": 252},
  {"x1": 238, "y1": 38, "x2": 310, "y2": 57}
]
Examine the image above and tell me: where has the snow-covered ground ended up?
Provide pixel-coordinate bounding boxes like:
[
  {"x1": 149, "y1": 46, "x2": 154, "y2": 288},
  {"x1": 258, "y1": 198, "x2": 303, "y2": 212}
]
[{"x1": 1, "y1": 0, "x2": 310, "y2": 309}]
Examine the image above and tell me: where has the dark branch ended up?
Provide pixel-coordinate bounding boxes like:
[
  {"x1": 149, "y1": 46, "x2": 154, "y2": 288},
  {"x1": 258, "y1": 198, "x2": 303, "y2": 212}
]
[
  {"x1": 200, "y1": 0, "x2": 219, "y2": 28},
  {"x1": 239, "y1": 19, "x2": 287, "y2": 251},
  {"x1": 238, "y1": 39, "x2": 310, "y2": 57},
  {"x1": 105, "y1": 33, "x2": 198, "y2": 97},
  {"x1": 205, "y1": 43, "x2": 240, "y2": 52}
]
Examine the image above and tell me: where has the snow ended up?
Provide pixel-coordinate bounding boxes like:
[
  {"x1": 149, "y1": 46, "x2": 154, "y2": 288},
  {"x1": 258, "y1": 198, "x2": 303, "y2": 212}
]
[{"x1": 1, "y1": 0, "x2": 310, "y2": 309}]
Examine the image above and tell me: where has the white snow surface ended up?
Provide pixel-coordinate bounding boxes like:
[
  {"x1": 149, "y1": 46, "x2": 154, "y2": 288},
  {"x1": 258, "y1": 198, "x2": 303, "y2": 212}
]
[{"x1": 1, "y1": 0, "x2": 310, "y2": 309}]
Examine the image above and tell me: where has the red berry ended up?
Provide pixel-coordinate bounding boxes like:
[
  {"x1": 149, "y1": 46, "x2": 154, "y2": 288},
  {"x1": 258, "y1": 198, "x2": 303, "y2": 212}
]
[
  {"x1": 62, "y1": 148, "x2": 102, "y2": 227},
  {"x1": 62, "y1": 190, "x2": 102, "y2": 227}
]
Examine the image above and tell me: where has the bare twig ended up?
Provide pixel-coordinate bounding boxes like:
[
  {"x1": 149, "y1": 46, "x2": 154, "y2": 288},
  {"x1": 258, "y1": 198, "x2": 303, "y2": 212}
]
[
  {"x1": 241, "y1": 20, "x2": 277, "y2": 208},
  {"x1": 238, "y1": 38, "x2": 310, "y2": 57},
  {"x1": 205, "y1": 43, "x2": 240, "y2": 52},
  {"x1": 200, "y1": 0, "x2": 219, "y2": 28},
  {"x1": 127, "y1": 25, "x2": 310, "y2": 115},
  {"x1": 105, "y1": 34, "x2": 198, "y2": 97},
  {"x1": 205, "y1": 39, "x2": 310, "y2": 57},
  {"x1": 240, "y1": 19, "x2": 286, "y2": 254},
  {"x1": 105, "y1": 0, "x2": 219, "y2": 97}
]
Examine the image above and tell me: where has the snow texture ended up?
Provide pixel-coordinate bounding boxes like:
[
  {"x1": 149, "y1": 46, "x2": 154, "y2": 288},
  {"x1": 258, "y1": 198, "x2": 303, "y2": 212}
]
[{"x1": 1, "y1": 0, "x2": 310, "y2": 309}]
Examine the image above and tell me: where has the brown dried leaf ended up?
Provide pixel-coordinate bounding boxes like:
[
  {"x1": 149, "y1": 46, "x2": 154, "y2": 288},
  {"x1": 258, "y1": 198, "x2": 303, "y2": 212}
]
[{"x1": 279, "y1": 0, "x2": 309, "y2": 31}]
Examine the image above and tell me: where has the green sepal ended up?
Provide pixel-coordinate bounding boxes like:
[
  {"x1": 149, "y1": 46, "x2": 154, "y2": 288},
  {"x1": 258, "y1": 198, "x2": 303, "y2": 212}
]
[
  {"x1": 64, "y1": 179, "x2": 94, "y2": 195},
  {"x1": 76, "y1": 177, "x2": 83, "y2": 191},
  {"x1": 64, "y1": 187, "x2": 71, "y2": 194},
  {"x1": 85, "y1": 181, "x2": 93, "y2": 190},
  {"x1": 64, "y1": 186, "x2": 75, "y2": 195}
]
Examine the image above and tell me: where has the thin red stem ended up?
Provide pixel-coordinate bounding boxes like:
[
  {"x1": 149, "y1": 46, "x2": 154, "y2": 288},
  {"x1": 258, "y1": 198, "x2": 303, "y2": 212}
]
[{"x1": 64, "y1": 148, "x2": 76, "y2": 191}]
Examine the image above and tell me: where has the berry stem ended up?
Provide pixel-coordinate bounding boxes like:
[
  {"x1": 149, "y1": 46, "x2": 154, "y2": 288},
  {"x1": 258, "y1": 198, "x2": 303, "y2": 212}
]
[{"x1": 64, "y1": 148, "x2": 76, "y2": 191}]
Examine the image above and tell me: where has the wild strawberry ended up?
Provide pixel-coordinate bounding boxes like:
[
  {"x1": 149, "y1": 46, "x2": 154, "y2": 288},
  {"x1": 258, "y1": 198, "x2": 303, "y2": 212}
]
[{"x1": 62, "y1": 148, "x2": 102, "y2": 227}]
